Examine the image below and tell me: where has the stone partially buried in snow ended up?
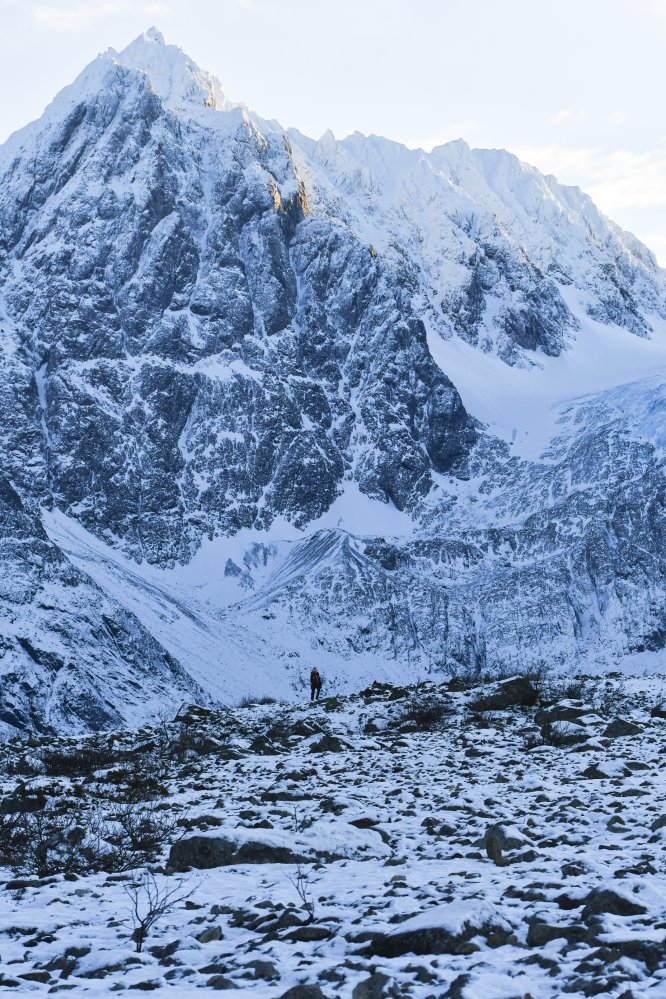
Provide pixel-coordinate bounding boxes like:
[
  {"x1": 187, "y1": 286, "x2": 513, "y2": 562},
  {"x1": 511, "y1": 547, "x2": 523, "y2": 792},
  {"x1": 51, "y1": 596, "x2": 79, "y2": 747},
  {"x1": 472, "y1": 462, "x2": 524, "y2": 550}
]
[
  {"x1": 168, "y1": 829, "x2": 310, "y2": 870},
  {"x1": 278, "y1": 986, "x2": 328, "y2": 999},
  {"x1": 168, "y1": 820, "x2": 390, "y2": 870},
  {"x1": 309, "y1": 733, "x2": 348, "y2": 754},
  {"x1": 371, "y1": 901, "x2": 515, "y2": 957},
  {"x1": 352, "y1": 972, "x2": 400, "y2": 998},
  {"x1": 476, "y1": 823, "x2": 528, "y2": 854},
  {"x1": 469, "y1": 676, "x2": 538, "y2": 712},
  {"x1": 603, "y1": 718, "x2": 642, "y2": 738},
  {"x1": 581, "y1": 888, "x2": 647, "y2": 920}
]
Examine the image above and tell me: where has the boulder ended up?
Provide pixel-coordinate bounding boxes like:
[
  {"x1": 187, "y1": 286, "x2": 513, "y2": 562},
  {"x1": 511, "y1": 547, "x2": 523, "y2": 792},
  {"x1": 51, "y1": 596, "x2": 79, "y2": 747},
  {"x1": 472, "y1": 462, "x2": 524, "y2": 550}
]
[
  {"x1": 310, "y1": 734, "x2": 346, "y2": 754},
  {"x1": 168, "y1": 817, "x2": 388, "y2": 870},
  {"x1": 196, "y1": 926, "x2": 222, "y2": 943},
  {"x1": 372, "y1": 902, "x2": 514, "y2": 957},
  {"x1": 581, "y1": 889, "x2": 647, "y2": 920},
  {"x1": 443, "y1": 976, "x2": 473, "y2": 999},
  {"x1": 174, "y1": 704, "x2": 215, "y2": 724},
  {"x1": 0, "y1": 791, "x2": 47, "y2": 814},
  {"x1": 469, "y1": 677, "x2": 538, "y2": 712},
  {"x1": 582, "y1": 761, "x2": 632, "y2": 780},
  {"x1": 278, "y1": 987, "x2": 328, "y2": 999},
  {"x1": 603, "y1": 719, "x2": 642, "y2": 738},
  {"x1": 588, "y1": 939, "x2": 666, "y2": 975},
  {"x1": 534, "y1": 702, "x2": 589, "y2": 726},
  {"x1": 476, "y1": 823, "x2": 528, "y2": 855},
  {"x1": 352, "y1": 972, "x2": 400, "y2": 998},
  {"x1": 526, "y1": 921, "x2": 589, "y2": 947},
  {"x1": 168, "y1": 831, "x2": 310, "y2": 870},
  {"x1": 207, "y1": 975, "x2": 236, "y2": 990},
  {"x1": 240, "y1": 960, "x2": 279, "y2": 981},
  {"x1": 283, "y1": 925, "x2": 334, "y2": 943}
]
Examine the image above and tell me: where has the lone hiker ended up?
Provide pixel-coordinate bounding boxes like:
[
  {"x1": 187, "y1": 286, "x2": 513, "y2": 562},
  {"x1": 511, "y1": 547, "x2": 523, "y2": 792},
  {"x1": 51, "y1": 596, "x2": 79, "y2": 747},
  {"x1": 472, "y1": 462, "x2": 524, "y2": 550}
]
[{"x1": 310, "y1": 666, "x2": 323, "y2": 702}]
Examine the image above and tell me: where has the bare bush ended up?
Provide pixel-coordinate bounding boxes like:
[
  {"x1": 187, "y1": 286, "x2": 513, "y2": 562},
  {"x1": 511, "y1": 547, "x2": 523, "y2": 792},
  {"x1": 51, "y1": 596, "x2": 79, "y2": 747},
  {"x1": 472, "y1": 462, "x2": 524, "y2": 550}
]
[
  {"x1": 0, "y1": 804, "x2": 86, "y2": 878},
  {"x1": 540, "y1": 720, "x2": 588, "y2": 749},
  {"x1": 396, "y1": 696, "x2": 451, "y2": 731},
  {"x1": 288, "y1": 864, "x2": 315, "y2": 924},
  {"x1": 590, "y1": 678, "x2": 628, "y2": 718},
  {"x1": 104, "y1": 802, "x2": 178, "y2": 871},
  {"x1": 237, "y1": 693, "x2": 282, "y2": 708},
  {"x1": 41, "y1": 744, "x2": 121, "y2": 778},
  {"x1": 0, "y1": 798, "x2": 179, "y2": 878},
  {"x1": 123, "y1": 870, "x2": 195, "y2": 952}
]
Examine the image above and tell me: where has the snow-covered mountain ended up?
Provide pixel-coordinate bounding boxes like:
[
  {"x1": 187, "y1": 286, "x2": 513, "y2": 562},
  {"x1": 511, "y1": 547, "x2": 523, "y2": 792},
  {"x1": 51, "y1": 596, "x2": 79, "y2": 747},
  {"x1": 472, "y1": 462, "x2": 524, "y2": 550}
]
[
  {"x1": 0, "y1": 28, "x2": 664, "y2": 734},
  {"x1": 291, "y1": 129, "x2": 666, "y2": 364}
]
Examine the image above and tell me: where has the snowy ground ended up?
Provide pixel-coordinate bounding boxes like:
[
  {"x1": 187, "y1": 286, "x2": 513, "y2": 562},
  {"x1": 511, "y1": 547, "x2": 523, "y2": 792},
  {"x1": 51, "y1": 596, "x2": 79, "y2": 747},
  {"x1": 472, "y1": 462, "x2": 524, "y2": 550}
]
[{"x1": 1, "y1": 674, "x2": 666, "y2": 997}]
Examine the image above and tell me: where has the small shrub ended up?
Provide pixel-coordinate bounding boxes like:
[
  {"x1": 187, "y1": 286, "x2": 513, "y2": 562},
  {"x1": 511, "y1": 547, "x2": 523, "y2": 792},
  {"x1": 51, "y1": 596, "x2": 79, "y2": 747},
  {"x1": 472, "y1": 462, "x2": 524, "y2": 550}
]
[
  {"x1": 41, "y1": 744, "x2": 121, "y2": 778},
  {"x1": 522, "y1": 730, "x2": 545, "y2": 752},
  {"x1": 395, "y1": 697, "x2": 450, "y2": 731},
  {"x1": 237, "y1": 694, "x2": 280, "y2": 708},
  {"x1": 541, "y1": 720, "x2": 588, "y2": 749},
  {"x1": 237, "y1": 695, "x2": 258, "y2": 708},
  {"x1": 591, "y1": 678, "x2": 628, "y2": 718},
  {"x1": 123, "y1": 870, "x2": 195, "y2": 953},
  {"x1": 0, "y1": 799, "x2": 179, "y2": 878},
  {"x1": 0, "y1": 804, "x2": 86, "y2": 878},
  {"x1": 104, "y1": 802, "x2": 178, "y2": 871},
  {"x1": 561, "y1": 679, "x2": 587, "y2": 700},
  {"x1": 288, "y1": 864, "x2": 315, "y2": 924}
]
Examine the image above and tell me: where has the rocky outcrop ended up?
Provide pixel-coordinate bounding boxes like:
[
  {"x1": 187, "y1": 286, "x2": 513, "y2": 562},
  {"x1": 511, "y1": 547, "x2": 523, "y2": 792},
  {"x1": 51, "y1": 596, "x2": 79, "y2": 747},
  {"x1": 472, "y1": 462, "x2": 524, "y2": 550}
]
[
  {"x1": 0, "y1": 36, "x2": 476, "y2": 569},
  {"x1": 290, "y1": 133, "x2": 666, "y2": 365},
  {"x1": 0, "y1": 475, "x2": 205, "y2": 737}
]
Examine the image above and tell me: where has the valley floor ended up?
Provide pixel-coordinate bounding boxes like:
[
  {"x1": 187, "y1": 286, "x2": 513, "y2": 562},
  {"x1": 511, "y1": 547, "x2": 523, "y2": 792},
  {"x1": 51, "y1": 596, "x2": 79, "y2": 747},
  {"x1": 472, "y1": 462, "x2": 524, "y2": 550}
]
[{"x1": 1, "y1": 675, "x2": 666, "y2": 997}]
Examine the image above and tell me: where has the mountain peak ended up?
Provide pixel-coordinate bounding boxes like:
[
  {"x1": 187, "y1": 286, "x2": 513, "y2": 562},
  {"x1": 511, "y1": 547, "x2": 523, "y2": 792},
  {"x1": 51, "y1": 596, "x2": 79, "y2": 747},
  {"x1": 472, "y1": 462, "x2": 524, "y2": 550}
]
[
  {"x1": 115, "y1": 28, "x2": 231, "y2": 114},
  {"x1": 142, "y1": 26, "x2": 166, "y2": 45}
]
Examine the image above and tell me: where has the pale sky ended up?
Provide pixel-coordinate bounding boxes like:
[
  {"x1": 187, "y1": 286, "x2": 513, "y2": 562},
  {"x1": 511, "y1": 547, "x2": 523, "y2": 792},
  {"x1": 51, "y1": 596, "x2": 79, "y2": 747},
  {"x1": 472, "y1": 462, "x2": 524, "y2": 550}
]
[{"x1": 1, "y1": 0, "x2": 665, "y2": 264}]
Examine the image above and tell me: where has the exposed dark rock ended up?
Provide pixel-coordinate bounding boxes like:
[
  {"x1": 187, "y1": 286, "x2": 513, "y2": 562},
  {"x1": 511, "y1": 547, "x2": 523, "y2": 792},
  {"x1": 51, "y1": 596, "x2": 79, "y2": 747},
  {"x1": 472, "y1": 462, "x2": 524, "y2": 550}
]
[
  {"x1": 372, "y1": 906, "x2": 514, "y2": 957},
  {"x1": 603, "y1": 719, "x2": 642, "y2": 738},
  {"x1": 351, "y1": 972, "x2": 400, "y2": 999},
  {"x1": 526, "y1": 922, "x2": 589, "y2": 947},
  {"x1": 470, "y1": 677, "x2": 538, "y2": 712},
  {"x1": 534, "y1": 703, "x2": 589, "y2": 726},
  {"x1": 309, "y1": 734, "x2": 346, "y2": 754},
  {"x1": 168, "y1": 834, "x2": 310, "y2": 870},
  {"x1": 476, "y1": 823, "x2": 527, "y2": 854},
  {"x1": 278, "y1": 986, "x2": 328, "y2": 999},
  {"x1": 581, "y1": 889, "x2": 647, "y2": 920}
]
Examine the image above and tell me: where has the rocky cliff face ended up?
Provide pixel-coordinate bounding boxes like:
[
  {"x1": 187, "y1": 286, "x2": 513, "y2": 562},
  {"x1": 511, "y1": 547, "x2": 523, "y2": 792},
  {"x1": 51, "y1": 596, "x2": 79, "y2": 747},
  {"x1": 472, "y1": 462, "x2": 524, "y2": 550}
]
[
  {"x1": 0, "y1": 474, "x2": 205, "y2": 738},
  {"x1": 0, "y1": 29, "x2": 664, "y2": 733},
  {"x1": 290, "y1": 130, "x2": 666, "y2": 365},
  {"x1": 0, "y1": 31, "x2": 474, "y2": 566}
]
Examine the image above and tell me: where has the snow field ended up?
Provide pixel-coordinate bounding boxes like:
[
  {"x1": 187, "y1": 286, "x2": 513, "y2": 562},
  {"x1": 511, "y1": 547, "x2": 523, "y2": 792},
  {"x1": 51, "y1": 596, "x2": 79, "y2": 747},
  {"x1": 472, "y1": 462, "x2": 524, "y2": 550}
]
[{"x1": 1, "y1": 676, "x2": 666, "y2": 996}]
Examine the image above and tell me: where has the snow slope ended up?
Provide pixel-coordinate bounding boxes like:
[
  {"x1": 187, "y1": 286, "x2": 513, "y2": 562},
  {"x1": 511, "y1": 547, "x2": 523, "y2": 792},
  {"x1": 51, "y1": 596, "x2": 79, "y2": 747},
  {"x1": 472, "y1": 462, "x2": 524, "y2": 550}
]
[{"x1": 2, "y1": 676, "x2": 666, "y2": 995}]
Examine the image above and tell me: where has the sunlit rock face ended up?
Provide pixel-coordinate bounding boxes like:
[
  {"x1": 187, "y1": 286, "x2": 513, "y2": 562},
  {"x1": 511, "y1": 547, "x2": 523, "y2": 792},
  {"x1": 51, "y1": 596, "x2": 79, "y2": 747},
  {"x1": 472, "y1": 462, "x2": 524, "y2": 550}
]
[{"x1": 0, "y1": 30, "x2": 664, "y2": 733}]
